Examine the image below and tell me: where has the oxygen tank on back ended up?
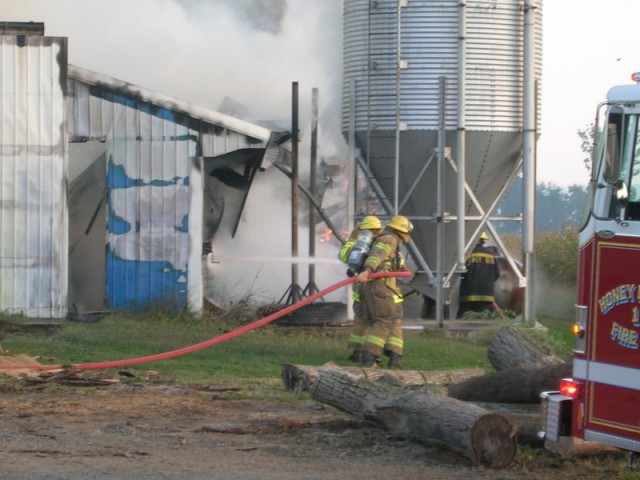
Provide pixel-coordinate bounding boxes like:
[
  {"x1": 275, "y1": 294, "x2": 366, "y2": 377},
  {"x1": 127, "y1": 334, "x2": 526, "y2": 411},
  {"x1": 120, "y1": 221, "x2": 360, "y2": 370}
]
[{"x1": 347, "y1": 229, "x2": 375, "y2": 274}]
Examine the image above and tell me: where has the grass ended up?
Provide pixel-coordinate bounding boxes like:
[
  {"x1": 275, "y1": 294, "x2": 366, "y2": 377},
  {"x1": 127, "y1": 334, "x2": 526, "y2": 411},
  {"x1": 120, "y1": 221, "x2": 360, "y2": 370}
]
[
  {"x1": 0, "y1": 309, "x2": 495, "y2": 387},
  {"x1": 0, "y1": 295, "x2": 579, "y2": 389}
]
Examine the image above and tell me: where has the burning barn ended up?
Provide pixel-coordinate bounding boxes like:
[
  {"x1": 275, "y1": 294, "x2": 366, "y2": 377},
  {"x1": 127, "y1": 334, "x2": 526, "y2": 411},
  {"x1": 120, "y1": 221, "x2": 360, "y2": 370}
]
[{"x1": 0, "y1": 23, "x2": 291, "y2": 319}]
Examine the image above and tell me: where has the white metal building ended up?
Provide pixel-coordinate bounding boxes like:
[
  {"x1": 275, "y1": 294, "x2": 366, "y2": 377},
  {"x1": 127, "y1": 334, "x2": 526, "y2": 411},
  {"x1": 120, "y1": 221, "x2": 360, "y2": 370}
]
[{"x1": 0, "y1": 23, "x2": 287, "y2": 318}]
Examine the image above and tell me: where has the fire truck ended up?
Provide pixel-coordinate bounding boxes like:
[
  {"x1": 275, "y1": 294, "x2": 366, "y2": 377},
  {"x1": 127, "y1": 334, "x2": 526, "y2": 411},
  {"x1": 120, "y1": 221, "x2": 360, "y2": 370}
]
[{"x1": 540, "y1": 73, "x2": 640, "y2": 454}]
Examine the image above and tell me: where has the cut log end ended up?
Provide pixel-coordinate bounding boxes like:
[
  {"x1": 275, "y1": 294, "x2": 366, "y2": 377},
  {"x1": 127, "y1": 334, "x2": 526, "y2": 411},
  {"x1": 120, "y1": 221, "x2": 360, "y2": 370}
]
[{"x1": 470, "y1": 414, "x2": 518, "y2": 469}]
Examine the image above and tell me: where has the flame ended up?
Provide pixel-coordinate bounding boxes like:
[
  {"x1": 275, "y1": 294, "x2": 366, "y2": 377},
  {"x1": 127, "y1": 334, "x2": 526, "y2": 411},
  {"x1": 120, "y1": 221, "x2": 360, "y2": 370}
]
[{"x1": 320, "y1": 227, "x2": 333, "y2": 243}]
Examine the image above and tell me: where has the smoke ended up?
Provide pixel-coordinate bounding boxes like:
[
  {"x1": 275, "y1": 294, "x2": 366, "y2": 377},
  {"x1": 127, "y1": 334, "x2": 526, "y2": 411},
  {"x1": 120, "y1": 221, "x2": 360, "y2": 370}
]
[
  {"x1": 0, "y1": 0, "x2": 349, "y2": 306},
  {"x1": 204, "y1": 168, "x2": 347, "y2": 306},
  {"x1": 1, "y1": 1, "x2": 344, "y2": 144},
  {"x1": 175, "y1": 0, "x2": 288, "y2": 34},
  {"x1": 533, "y1": 264, "x2": 576, "y2": 319}
]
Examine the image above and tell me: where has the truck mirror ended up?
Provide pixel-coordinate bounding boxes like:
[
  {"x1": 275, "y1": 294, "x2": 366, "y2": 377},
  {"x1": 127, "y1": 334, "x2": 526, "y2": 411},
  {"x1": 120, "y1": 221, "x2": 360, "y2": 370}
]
[{"x1": 615, "y1": 179, "x2": 629, "y2": 207}]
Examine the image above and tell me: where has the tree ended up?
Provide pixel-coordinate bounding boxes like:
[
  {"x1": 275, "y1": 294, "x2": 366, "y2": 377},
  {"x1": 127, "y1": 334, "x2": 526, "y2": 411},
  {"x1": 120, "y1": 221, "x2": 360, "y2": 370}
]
[
  {"x1": 495, "y1": 179, "x2": 587, "y2": 234},
  {"x1": 577, "y1": 122, "x2": 595, "y2": 179}
]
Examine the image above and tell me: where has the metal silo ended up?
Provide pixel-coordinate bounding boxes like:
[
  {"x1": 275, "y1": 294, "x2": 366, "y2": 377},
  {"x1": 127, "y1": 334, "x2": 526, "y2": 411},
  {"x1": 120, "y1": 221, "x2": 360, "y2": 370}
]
[{"x1": 342, "y1": 0, "x2": 542, "y2": 321}]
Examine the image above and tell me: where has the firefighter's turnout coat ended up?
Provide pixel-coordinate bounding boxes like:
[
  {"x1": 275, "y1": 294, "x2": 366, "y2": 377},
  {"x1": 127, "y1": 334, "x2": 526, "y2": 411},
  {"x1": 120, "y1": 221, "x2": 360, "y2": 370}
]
[
  {"x1": 359, "y1": 229, "x2": 406, "y2": 357},
  {"x1": 459, "y1": 241, "x2": 499, "y2": 313},
  {"x1": 338, "y1": 228, "x2": 388, "y2": 354},
  {"x1": 338, "y1": 228, "x2": 368, "y2": 352}
]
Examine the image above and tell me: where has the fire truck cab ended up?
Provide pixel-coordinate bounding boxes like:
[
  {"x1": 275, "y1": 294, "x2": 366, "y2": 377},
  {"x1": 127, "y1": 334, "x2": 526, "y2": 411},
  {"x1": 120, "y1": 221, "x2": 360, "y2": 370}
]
[{"x1": 540, "y1": 74, "x2": 640, "y2": 454}]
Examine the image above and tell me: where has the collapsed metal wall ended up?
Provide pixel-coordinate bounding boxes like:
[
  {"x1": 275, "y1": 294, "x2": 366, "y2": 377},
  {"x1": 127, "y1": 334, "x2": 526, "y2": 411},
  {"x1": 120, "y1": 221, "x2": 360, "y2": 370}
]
[{"x1": 0, "y1": 33, "x2": 69, "y2": 318}]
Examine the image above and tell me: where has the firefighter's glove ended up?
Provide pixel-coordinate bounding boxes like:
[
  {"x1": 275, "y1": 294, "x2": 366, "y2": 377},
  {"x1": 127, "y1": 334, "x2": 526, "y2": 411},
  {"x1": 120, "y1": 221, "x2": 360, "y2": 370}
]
[{"x1": 356, "y1": 269, "x2": 370, "y2": 283}]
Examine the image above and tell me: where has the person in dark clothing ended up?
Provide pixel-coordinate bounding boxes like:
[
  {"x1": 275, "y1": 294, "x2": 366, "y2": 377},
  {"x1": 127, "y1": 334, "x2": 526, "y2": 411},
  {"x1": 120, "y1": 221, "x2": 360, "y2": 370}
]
[{"x1": 458, "y1": 232, "x2": 500, "y2": 317}]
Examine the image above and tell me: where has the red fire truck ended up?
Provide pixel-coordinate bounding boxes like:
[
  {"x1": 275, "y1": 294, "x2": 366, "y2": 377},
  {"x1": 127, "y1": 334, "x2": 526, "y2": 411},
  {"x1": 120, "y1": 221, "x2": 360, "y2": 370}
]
[{"x1": 540, "y1": 73, "x2": 640, "y2": 454}]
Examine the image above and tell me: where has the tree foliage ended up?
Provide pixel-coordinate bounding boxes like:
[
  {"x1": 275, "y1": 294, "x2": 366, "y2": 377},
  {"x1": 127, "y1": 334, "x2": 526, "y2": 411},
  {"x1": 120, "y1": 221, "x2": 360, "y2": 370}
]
[
  {"x1": 534, "y1": 228, "x2": 579, "y2": 285},
  {"x1": 496, "y1": 230, "x2": 578, "y2": 285},
  {"x1": 495, "y1": 179, "x2": 587, "y2": 234}
]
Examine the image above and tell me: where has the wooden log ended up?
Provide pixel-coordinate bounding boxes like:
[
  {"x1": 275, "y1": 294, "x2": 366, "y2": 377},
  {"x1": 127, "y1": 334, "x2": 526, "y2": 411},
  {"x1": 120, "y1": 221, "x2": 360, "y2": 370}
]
[
  {"x1": 488, "y1": 325, "x2": 564, "y2": 371},
  {"x1": 502, "y1": 412, "x2": 542, "y2": 447},
  {"x1": 447, "y1": 362, "x2": 572, "y2": 404},
  {"x1": 309, "y1": 366, "x2": 517, "y2": 469},
  {"x1": 282, "y1": 362, "x2": 484, "y2": 392},
  {"x1": 472, "y1": 403, "x2": 543, "y2": 447}
]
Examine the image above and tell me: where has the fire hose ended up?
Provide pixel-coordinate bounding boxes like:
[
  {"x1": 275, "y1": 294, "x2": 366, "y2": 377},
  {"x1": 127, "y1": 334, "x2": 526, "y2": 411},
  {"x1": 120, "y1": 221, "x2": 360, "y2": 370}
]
[{"x1": 0, "y1": 271, "x2": 411, "y2": 372}]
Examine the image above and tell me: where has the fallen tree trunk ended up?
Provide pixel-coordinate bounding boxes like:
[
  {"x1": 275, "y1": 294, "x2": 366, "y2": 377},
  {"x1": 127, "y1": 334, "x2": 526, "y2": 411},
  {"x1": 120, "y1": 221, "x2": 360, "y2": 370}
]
[
  {"x1": 282, "y1": 362, "x2": 483, "y2": 392},
  {"x1": 473, "y1": 403, "x2": 543, "y2": 447},
  {"x1": 502, "y1": 412, "x2": 542, "y2": 447},
  {"x1": 488, "y1": 325, "x2": 564, "y2": 371},
  {"x1": 447, "y1": 362, "x2": 572, "y2": 404},
  {"x1": 309, "y1": 366, "x2": 517, "y2": 469}
]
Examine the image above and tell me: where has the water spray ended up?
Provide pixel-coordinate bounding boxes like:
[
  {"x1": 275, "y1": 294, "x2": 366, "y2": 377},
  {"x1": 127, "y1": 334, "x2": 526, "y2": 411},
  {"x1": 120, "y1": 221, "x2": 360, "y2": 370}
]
[{"x1": 211, "y1": 255, "x2": 342, "y2": 265}]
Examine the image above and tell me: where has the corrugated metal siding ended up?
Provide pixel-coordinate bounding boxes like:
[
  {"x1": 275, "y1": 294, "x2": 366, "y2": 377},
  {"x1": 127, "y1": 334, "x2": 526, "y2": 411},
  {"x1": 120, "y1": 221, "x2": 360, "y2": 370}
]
[
  {"x1": 67, "y1": 76, "x2": 269, "y2": 312},
  {"x1": 103, "y1": 100, "x2": 196, "y2": 310},
  {"x1": 342, "y1": 0, "x2": 543, "y2": 131},
  {"x1": 0, "y1": 35, "x2": 68, "y2": 318}
]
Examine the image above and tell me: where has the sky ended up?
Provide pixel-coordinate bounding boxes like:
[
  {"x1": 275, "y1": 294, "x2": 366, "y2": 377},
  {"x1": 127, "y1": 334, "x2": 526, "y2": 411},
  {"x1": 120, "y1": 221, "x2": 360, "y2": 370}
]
[
  {"x1": 540, "y1": 0, "x2": 640, "y2": 187},
  {"x1": 1, "y1": 0, "x2": 639, "y2": 189}
]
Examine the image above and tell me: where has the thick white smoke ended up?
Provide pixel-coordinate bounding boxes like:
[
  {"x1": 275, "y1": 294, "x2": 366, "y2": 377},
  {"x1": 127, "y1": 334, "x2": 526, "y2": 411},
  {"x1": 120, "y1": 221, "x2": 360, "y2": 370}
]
[
  {"x1": 1, "y1": 0, "x2": 344, "y2": 151},
  {"x1": 2, "y1": 0, "x2": 350, "y2": 307}
]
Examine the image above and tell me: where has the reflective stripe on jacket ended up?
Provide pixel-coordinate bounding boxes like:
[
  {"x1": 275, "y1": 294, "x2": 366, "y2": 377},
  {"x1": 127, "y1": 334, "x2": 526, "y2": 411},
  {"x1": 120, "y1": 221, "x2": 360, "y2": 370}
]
[
  {"x1": 338, "y1": 240, "x2": 355, "y2": 264},
  {"x1": 459, "y1": 243, "x2": 499, "y2": 303}
]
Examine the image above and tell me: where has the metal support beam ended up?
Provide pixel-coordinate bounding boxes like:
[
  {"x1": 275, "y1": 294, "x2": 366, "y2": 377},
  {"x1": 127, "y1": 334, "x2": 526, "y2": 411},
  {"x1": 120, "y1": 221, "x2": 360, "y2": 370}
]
[
  {"x1": 354, "y1": 153, "x2": 434, "y2": 283},
  {"x1": 287, "y1": 81, "x2": 303, "y2": 304},
  {"x1": 435, "y1": 76, "x2": 447, "y2": 328},
  {"x1": 456, "y1": 0, "x2": 467, "y2": 277},
  {"x1": 444, "y1": 154, "x2": 526, "y2": 289},
  {"x1": 305, "y1": 87, "x2": 320, "y2": 296},
  {"x1": 523, "y1": 1, "x2": 536, "y2": 323}
]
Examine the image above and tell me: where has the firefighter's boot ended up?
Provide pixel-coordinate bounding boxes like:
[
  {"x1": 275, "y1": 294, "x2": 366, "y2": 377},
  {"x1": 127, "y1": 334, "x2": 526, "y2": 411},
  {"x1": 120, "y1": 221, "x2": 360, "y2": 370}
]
[
  {"x1": 360, "y1": 351, "x2": 378, "y2": 368},
  {"x1": 348, "y1": 350, "x2": 362, "y2": 363},
  {"x1": 387, "y1": 352, "x2": 404, "y2": 370}
]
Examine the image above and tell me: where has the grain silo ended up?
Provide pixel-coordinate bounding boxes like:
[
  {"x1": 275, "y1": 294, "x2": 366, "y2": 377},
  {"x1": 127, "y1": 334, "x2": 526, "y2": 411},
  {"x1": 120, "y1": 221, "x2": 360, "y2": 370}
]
[{"x1": 342, "y1": 0, "x2": 542, "y2": 321}]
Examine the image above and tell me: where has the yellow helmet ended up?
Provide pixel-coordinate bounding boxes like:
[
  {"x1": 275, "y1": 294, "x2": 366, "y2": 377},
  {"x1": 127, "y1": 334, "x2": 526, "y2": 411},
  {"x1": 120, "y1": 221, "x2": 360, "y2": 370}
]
[
  {"x1": 387, "y1": 215, "x2": 413, "y2": 233},
  {"x1": 479, "y1": 232, "x2": 489, "y2": 240},
  {"x1": 359, "y1": 215, "x2": 382, "y2": 230}
]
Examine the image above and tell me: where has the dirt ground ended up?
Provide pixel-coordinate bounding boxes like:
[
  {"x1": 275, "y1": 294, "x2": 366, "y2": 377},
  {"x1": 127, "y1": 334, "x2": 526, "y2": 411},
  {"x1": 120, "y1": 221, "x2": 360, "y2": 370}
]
[{"x1": 0, "y1": 376, "x2": 631, "y2": 480}]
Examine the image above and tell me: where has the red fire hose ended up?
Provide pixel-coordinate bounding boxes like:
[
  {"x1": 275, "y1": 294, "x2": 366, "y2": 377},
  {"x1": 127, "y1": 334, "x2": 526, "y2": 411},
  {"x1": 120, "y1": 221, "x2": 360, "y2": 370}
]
[{"x1": 0, "y1": 271, "x2": 411, "y2": 372}]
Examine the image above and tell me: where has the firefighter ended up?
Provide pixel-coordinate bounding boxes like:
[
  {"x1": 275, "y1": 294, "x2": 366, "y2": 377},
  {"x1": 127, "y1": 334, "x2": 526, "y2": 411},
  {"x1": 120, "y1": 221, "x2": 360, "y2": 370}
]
[
  {"x1": 458, "y1": 232, "x2": 500, "y2": 316},
  {"x1": 355, "y1": 215, "x2": 413, "y2": 369},
  {"x1": 338, "y1": 215, "x2": 384, "y2": 363}
]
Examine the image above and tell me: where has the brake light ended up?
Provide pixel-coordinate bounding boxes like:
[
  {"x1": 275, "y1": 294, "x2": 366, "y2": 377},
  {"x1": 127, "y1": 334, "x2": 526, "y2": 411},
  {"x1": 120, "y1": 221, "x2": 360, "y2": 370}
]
[
  {"x1": 633, "y1": 72, "x2": 640, "y2": 83},
  {"x1": 559, "y1": 379, "x2": 580, "y2": 399}
]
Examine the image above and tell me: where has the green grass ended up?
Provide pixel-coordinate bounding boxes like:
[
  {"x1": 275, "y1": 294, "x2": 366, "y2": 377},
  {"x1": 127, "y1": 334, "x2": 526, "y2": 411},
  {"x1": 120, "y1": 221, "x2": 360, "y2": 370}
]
[
  {"x1": 0, "y1": 293, "x2": 578, "y2": 395},
  {"x1": 0, "y1": 309, "x2": 499, "y2": 388}
]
